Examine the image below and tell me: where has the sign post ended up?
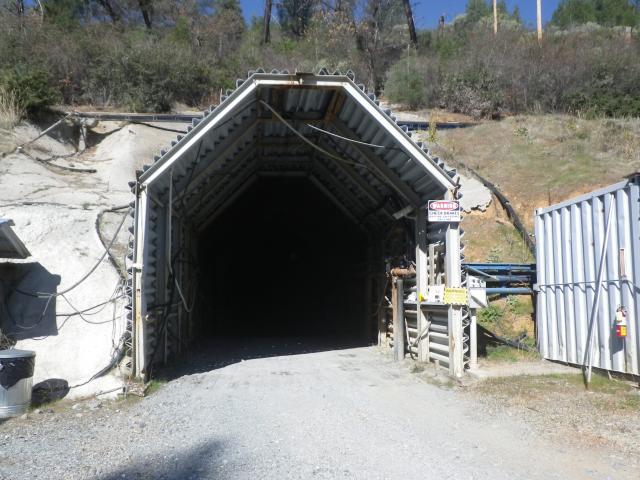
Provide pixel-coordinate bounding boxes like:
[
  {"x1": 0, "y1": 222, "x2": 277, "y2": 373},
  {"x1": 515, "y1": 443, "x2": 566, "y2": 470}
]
[{"x1": 428, "y1": 197, "x2": 464, "y2": 377}]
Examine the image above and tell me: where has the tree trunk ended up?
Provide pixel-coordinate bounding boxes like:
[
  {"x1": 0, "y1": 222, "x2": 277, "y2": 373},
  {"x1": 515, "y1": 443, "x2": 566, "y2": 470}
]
[
  {"x1": 139, "y1": 0, "x2": 153, "y2": 29},
  {"x1": 262, "y1": 0, "x2": 273, "y2": 44},
  {"x1": 97, "y1": 0, "x2": 121, "y2": 24},
  {"x1": 401, "y1": 0, "x2": 417, "y2": 46},
  {"x1": 14, "y1": 0, "x2": 24, "y2": 16}
]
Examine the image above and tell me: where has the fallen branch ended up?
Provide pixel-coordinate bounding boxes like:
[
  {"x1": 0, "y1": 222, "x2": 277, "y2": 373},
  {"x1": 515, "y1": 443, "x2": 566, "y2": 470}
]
[
  {"x1": 478, "y1": 323, "x2": 536, "y2": 352},
  {"x1": 19, "y1": 149, "x2": 96, "y2": 173}
]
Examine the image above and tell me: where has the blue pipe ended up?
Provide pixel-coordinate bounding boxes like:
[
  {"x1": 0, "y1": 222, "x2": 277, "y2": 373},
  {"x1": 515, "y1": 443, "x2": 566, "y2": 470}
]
[{"x1": 486, "y1": 287, "x2": 533, "y2": 295}]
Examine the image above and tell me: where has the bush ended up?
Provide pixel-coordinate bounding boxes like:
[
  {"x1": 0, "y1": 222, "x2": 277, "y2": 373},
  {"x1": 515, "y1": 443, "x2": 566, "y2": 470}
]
[
  {"x1": 82, "y1": 33, "x2": 216, "y2": 112},
  {"x1": 390, "y1": 28, "x2": 640, "y2": 118},
  {"x1": 0, "y1": 67, "x2": 59, "y2": 113},
  {"x1": 440, "y1": 68, "x2": 504, "y2": 118},
  {"x1": 384, "y1": 60, "x2": 428, "y2": 108}
]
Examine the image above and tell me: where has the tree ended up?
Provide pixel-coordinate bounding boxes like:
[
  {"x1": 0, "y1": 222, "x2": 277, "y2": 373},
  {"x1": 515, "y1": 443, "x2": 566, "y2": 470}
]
[
  {"x1": 465, "y1": 0, "x2": 491, "y2": 23},
  {"x1": 187, "y1": 0, "x2": 244, "y2": 56},
  {"x1": 138, "y1": 0, "x2": 153, "y2": 29},
  {"x1": 401, "y1": 0, "x2": 417, "y2": 45},
  {"x1": 263, "y1": 0, "x2": 272, "y2": 43},
  {"x1": 356, "y1": 0, "x2": 406, "y2": 93},
  {"x1": 277, "y1": 0, "x2": 317, "y2": 38},
  {"x1": 551, "y1": 0, "x2": 639, "y2": 28},
  {"x1": 96, "y1": 0, "x2": 122, "y2": 24}
]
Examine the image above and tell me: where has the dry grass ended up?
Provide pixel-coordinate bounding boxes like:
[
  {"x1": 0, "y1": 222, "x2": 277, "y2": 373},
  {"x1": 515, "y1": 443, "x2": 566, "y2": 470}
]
[
  {"x1": 0, "y1": 86, "x2": 23, "y2": 131},
  {"x1": 469, "y1": 373, "x2": 640, "y2": 455},
  {"x1": 423, "y1": 114, "x2": 640, "y2": 262},
  {"x1": 436, "y1": 114, "x2": 640, "y2": 230}
]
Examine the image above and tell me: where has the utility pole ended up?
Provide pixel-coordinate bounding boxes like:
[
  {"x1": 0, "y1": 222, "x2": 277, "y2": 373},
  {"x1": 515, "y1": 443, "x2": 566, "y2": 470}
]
[
  {"x1": 493, "y1": 0, "x2": 498, "y2": 35},
  {"x1": 262, "y1": 0, "x2": 273, "y2": 44},
  {"x1": 537, "y1": 0, "x2": 543, "y2": 43}
]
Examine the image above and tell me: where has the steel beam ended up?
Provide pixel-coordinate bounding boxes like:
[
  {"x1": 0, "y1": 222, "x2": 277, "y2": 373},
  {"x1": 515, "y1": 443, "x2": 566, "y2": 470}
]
[
  {"x1": 445, "y1": 220, "x2": 463, "y2": 378},
  {"x1": 415, "y1": 208, "x2": 430, "y2": 362}
]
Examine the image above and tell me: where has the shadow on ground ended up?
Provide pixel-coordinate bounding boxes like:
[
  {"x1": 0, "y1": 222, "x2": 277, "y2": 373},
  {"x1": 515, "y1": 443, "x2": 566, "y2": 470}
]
[
  {"x1": 98, "y1": 439, "x2": 228, "y2": 480},
  {"x1": 155, "y1": 336, "x2": 369, "y2": 381}
]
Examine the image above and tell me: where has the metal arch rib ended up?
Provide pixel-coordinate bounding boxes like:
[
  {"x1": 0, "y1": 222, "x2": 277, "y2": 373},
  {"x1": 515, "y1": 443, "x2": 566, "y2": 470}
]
[
  {"x1": 172, "y1": 116, "x2": 260, "y2": 200},
  {"x1": 187, "y1": 146, "x2": 260, "y2": 220},
  {"x1": 330, "y1": 119, "x2": 422, "y2": 206},
  {"x1": 140, "y1": 80, "x2": 259, "y2": 187}
]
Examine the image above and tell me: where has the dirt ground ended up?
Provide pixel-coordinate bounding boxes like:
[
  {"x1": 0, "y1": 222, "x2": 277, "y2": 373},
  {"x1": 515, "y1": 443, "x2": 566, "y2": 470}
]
[
  {"x1": 464, "y1": 369, "x2": 640, "y2": 458},
  {"x1": 1, "y1": 343, "x2": 638, "y2": 480}
]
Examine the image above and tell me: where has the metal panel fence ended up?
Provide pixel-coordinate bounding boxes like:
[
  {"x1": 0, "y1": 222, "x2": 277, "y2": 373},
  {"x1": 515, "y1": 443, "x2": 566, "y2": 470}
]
[{"x1": 535, "y1": 175, "x2": 640, "y2": 376}]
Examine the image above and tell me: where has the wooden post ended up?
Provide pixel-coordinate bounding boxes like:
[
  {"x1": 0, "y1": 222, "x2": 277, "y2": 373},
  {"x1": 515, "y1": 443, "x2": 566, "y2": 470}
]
[
  {"x1": 393, "y1": 277, "x2": 405, "y2": 361},
  {"x1": 446, "y1": 228, "x2": 463, "y2": 377},
  {"x1": 537, "y1": 0, "x2": 543, "y2": 43},
  {"x1": 364, "y1": 244, "x2": 373, "y2": 343}
]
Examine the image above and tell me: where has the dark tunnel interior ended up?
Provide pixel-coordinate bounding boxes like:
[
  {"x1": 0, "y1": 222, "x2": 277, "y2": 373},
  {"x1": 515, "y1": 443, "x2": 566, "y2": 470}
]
[{"x1": 196, "y1": 177, "x2": 374, "y2": 348}]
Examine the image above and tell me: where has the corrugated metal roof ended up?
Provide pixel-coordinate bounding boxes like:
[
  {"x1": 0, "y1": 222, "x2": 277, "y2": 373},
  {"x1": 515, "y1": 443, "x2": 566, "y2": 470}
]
[
  {"x1": 135, "y1": 69, "x2": 459, "y2": 233},
  {"x1": 0, "y1": 219, "x2": 31, "y2": 259}
]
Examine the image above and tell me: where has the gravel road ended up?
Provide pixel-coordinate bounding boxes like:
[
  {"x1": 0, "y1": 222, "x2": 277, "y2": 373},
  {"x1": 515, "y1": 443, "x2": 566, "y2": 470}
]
[{"x1": 0, "y1": 340, "x2": 636, "y2": 480}]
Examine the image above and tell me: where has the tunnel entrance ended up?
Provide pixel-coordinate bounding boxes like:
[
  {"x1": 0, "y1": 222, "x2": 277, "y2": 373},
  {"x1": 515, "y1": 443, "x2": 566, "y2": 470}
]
[
  {"x1": 128, "y1": 71, "x2": 463, "y2": 378},
  {"x1": 197, "y1": 177, "x2": 370, "y2": 344}
]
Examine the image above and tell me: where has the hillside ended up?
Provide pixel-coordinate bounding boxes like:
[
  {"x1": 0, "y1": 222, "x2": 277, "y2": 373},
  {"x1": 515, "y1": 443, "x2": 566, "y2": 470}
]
[{"x1": 424, "y1": 114, "x2": 640, "y2": 263}]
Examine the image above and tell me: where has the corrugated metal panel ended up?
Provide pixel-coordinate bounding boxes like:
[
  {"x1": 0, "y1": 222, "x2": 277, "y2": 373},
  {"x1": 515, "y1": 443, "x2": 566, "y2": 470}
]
[
  {"x1": 535, "y1": 176, "x2": 640, "y2": 375},
  {"x1": 0, "y1": 219, "x2": 30, "y2": 259}
]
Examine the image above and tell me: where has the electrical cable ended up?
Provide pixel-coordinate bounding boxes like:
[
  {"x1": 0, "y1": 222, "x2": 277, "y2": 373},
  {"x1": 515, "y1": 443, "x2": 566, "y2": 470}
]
[
  {"x1": 61, "y1": 293, "x2": 122, "y2": 325},
  {"x1": 305, "y1": 123, "x2": 386, "y2": 149},
  {"x1": 129, "y1": 121, "x2": 187, "y2": 134},
  {"x1": 12, "y1": 207, "x2": 130, "y2": 299},
  {"x1": 55, "y1": 280, "x2": 124, "y2": 317},
  {"x1": 259, "y1": 100, "x2": 376, "y2": 172}
]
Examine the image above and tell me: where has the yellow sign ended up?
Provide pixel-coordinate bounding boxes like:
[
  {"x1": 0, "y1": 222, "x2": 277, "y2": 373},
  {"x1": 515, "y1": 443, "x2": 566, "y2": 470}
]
[{"x1": 444, "y1": 287, "x2": 468, "y2": 305}]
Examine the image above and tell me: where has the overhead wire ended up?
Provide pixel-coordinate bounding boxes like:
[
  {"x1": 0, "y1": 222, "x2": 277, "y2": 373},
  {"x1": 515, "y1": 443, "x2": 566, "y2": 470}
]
[
  {"x1": 259, "y1": 100, "x2": 377, "y2": 172},
  {"x1": 305, "y1": 123, "x2": 386, "y2": 149}
]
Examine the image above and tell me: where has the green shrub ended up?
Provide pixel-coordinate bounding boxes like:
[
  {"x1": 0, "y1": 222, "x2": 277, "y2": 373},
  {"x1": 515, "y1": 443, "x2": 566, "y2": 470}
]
[
  {"x1": 0, "y1": 67, "x2": 59, "y2": 113},
  {"x1": 82, "y1": 35, "x2": 214, "y2": 112},
  {"x1": 479, "y1": 304, "x2": 503, "y2": 325},
  {"x1": 384, "y1": 61, "x2": 428, "y2": 109}
]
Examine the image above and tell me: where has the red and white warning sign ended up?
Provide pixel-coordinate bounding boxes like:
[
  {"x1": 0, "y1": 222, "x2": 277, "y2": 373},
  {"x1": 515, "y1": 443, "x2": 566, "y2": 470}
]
[{"x1": 428, "y1": 200, "x2": 461, "y2": 222}]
